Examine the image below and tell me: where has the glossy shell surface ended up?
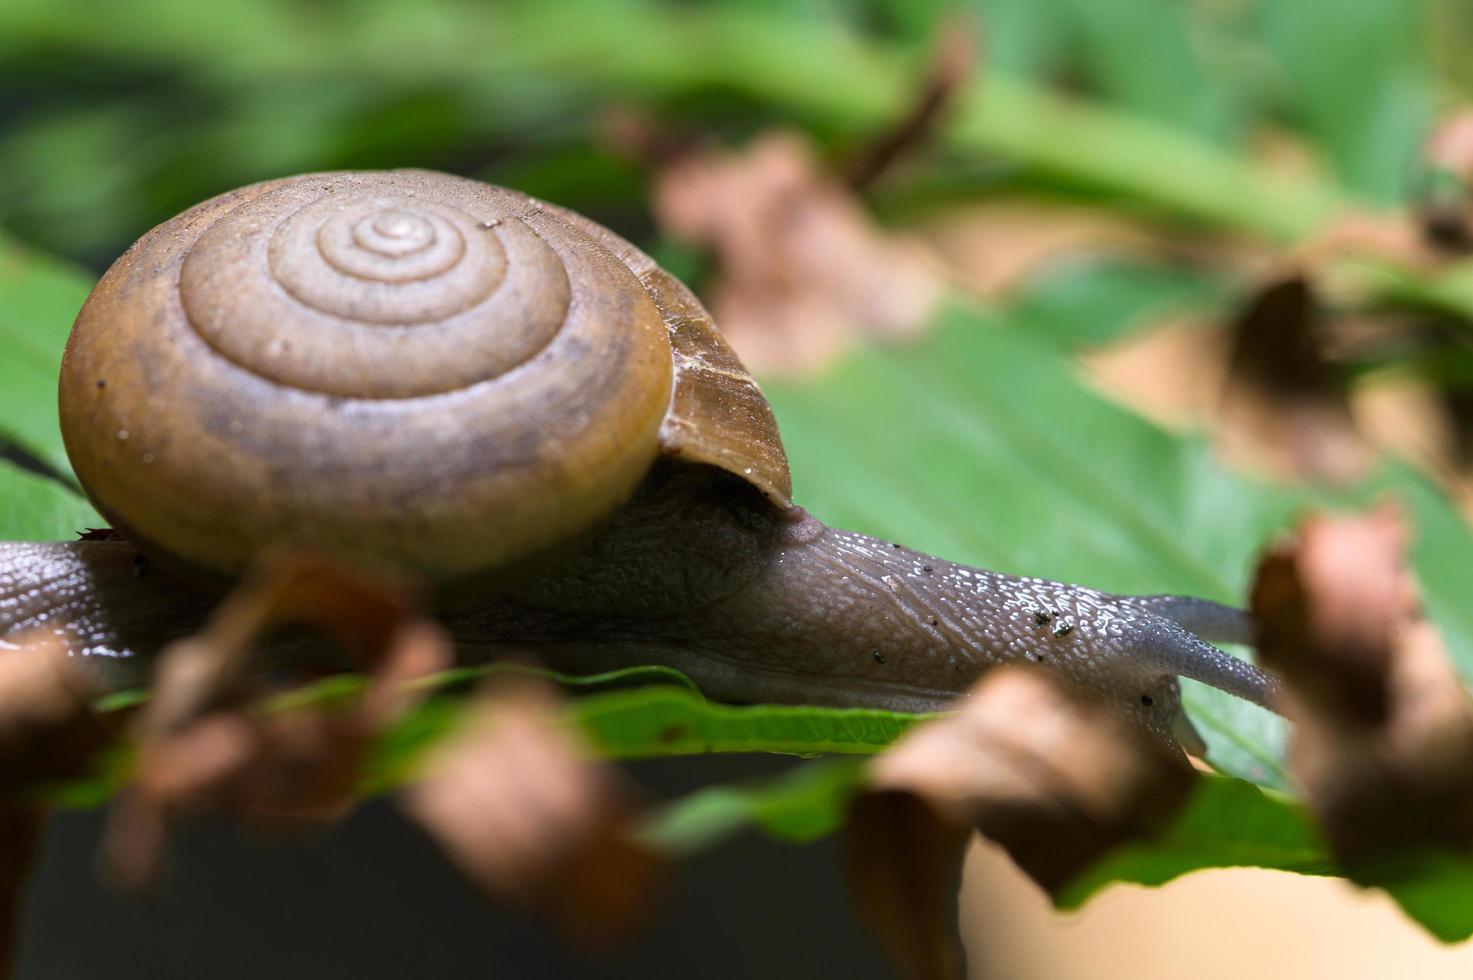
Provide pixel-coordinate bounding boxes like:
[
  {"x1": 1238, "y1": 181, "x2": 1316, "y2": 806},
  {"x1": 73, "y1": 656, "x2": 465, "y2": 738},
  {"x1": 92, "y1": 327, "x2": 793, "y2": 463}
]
[{"x1": 60, "y1": 169, "x2": 790, "y2": 580}]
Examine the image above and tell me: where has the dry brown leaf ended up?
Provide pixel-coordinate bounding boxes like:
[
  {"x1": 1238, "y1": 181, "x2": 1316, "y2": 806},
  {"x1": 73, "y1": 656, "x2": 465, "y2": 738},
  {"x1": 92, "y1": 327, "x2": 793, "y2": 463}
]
[
  {"x1": 868, "y1": 668, "x2": 1196, "y2": 892},
  {"x1": 652, "y1": 130, "x2": 945, "y2": 375},
  {"x1": 1251, "y1": 504, "x2": 1409, "y2": 723},
  {"x1": 849, "y1": 668, "x2": 1195, "y2": 979},
  {"x1": 844, "y1": 791, "x2": 970, "y2": 980},
  {"x1": 1087, "y1": 269, "x2": 1376, "y2": 487},
  {"x1": 403, "y1": 681, "x2": 662, "y2": 947},
  {"x1": 107, "y1": 553, "x2": 451, "y2": 886},
  {"x1": 1295, "y1": 212, "x2": 1438, "y2": 278},
  {"x1": 621, "y1": 15, "x2": 970, "y2": 375},
  {"x1": 0, "y1": 632, "x2": 110, "y2": 787},
  {"x1": 1218, "y1": 275, "x2": 1374, "y2": 485},
  {"x1": 1250, "y1": 504, "x2": 1473, "y2": 871},
  {"x1": 137, "y1": 552, "x2": 434, "y2": 735}
]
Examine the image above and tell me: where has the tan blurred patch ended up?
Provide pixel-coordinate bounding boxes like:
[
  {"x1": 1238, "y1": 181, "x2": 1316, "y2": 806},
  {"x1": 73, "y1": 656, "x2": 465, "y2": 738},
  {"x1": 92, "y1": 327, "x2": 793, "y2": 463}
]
[
  {"x1": 1354, "y1": 378, "x2": 1473, "y2": 518},
  {"x1": 1080, "y1": 314, "x2": 1232, "y2": 431},
  {"x1": 919, "y1": 201, "x2": 1160, "y2": 298},
  {"x1": 1088, "y1": 272, "x2": 1378, "y2": 485},
  {"x1": 961, "y1": 840, "x2": 1473, "y2": 980},
  {"x1": 652, "y1": 130, "x2": 945, "y2": 375}
]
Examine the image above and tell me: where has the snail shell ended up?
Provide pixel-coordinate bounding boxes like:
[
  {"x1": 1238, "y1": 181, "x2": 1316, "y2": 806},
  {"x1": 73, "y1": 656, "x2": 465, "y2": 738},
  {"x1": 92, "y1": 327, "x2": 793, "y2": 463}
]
[{"x1": 59, "y1": 170, "x2": 791, "y2": 582}]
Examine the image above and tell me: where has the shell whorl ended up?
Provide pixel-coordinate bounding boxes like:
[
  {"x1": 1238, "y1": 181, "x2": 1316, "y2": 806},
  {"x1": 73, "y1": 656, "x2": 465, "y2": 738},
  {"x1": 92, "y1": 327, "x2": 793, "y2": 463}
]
[
  {"x1": 177, "y1": 180, "x2": 574, "y2": 399},
  {"x1": 59, "y1": 170, "x2": 676, "y2": 581}
]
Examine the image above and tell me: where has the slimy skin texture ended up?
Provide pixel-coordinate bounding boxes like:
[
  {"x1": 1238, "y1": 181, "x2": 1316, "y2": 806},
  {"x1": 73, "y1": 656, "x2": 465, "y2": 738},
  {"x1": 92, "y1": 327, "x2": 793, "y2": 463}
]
[
  {"x1": 0, "y1": 541, "x2": 215, "y2": 693},
  {"x1": 0, "y1": 467, "x2": 1276, "y2": 753},
  {"x1": 448, "y1": 465, "x2": 1277, "y2": 751}
]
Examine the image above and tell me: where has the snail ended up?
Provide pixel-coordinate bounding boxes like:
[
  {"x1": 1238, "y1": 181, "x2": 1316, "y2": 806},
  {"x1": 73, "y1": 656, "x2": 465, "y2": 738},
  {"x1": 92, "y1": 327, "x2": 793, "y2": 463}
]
[{"x1": 0, "y1": 169, "x2": 1277, "y2": 754}]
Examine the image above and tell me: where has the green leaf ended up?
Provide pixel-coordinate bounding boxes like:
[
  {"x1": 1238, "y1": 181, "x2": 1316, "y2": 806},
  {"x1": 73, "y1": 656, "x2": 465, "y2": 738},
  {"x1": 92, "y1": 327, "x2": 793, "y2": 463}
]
[
  {"x1": 1058, "y1": 776, "x2": 1473, "y2": 943},
  {"x1": 1008, "y1": 255, "x2": 1227, "y2": 347},
  {"x1": 765, "y1": 300, "x2": 1473, "y2": 790},
  {"x1": 1256, "y1": 0, "x2": 1435, "y2": 203},
  {"x1": 0, "y1": 461, "x2": 100, "y2": 540},
  {"x1": 49, "y1": 666, "x2": 935, "y2": 807},
  {"x1": 1057, "y1": 775, "x2": 1334, "y2": 907},
  {"x1": 1364, "y1": 852, "x2": 1473, "y2": 945},
  {"x1": 366, "y1": 685, "x2": 932, "y2": 797},
  {"x1": 573, "y1": 687, "x2": 936, "y2": 759},
  {"x1": 643, "y1": 758, "x2": 867, "y2": 854},
  {"x1": 768, "y1": 304, "x2": 1280, "y2": 786},
  {"x1": 0, "y1": 229, "x2": 93, "y2": 476},
  {"x1": 1058, "y1": 0, "x2": 1246, "y2": 142}
]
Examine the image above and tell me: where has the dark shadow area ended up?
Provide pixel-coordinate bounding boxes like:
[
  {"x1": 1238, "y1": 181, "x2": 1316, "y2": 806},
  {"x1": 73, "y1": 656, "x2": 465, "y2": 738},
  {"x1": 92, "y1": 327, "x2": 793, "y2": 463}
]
[{"x1": 16, "y1": 754, "x2": 895, "y2": 979}]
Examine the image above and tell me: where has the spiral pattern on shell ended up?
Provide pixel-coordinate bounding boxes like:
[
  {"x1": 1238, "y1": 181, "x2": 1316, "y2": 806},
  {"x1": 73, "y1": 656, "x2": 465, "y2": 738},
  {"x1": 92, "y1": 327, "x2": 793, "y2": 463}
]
[
  {"x1": 59, "y1": 170, "x2": 678, "y2": 581},
  {"x1": 178, "y1": 177, "x2": 578, "y2": 399}
]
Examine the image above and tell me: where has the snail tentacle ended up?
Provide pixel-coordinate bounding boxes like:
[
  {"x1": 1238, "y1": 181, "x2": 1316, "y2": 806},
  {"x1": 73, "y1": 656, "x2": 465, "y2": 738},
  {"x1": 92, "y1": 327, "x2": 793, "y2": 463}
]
[{"x1": 1114, "y1": 594, "x2": 1257, "y2": 646}]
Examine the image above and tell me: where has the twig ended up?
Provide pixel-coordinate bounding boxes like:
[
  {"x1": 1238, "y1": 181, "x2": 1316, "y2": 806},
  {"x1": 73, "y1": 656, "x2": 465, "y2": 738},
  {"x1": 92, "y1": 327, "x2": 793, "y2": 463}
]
[{"x1": 846, "y1": 13, "x2": 977, "y2": 192}]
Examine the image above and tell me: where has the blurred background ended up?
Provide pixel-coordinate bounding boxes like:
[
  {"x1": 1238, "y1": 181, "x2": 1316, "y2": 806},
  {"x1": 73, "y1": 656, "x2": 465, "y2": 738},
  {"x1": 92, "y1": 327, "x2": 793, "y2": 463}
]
[{"x1": 7, "y1": 0, "x2": 1473, "y2": 976}]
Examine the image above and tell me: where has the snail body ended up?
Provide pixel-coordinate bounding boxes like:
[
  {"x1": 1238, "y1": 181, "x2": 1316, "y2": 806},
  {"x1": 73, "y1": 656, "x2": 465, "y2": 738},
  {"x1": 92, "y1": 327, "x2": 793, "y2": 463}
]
[{"x1": 0, "y1": 170, "x2": 1276, "y2": 752}]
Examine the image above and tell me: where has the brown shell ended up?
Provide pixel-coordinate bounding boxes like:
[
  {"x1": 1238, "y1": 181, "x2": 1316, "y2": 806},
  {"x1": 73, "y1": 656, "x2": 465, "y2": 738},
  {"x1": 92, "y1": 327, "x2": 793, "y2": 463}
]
[{"x1": 58, "y1": 169, "x2": 791, "y2": 582}]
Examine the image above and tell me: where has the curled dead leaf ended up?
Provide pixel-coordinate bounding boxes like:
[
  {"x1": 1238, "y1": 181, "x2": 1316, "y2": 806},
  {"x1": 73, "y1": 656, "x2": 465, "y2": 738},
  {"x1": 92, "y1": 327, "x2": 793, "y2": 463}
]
[
  {"x1": 847, "y1": 668, "x2": 1195, "y2": 980},
  {"x1": 1251, "y1": 503, "x2": 1411, "y2": 723},
  {"x1": 868, "y1": 668, "x2": 1196, "y2": 891},
  {"x1": 402, "y1": 680, "x2": 662, "y2": 946},
  {"x1": 844, "y1": 791, "x2": 970, "y2": 980},
  {"x1": 0, "y1": 632, "x2": 110, "y2": 788},
  {"x1": 1219, "y1": 275, "x2": 1373, "y2": 485},
  {"x1": 652, "y1": 130, "x2": 945, "y2": 375},
  {"x1": 107, "y1": 553, "x2": 451, "y2": 887},
  {"x1": 1250, "y1": 504, "x2": 1473, "y2": 872}
]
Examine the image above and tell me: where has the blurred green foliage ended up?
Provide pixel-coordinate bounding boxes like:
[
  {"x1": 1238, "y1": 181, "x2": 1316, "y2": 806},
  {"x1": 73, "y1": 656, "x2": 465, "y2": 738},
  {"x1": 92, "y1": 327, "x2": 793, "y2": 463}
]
[{"x1": 0, "y1": 0, "x2": 1464, "y2": 266}]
